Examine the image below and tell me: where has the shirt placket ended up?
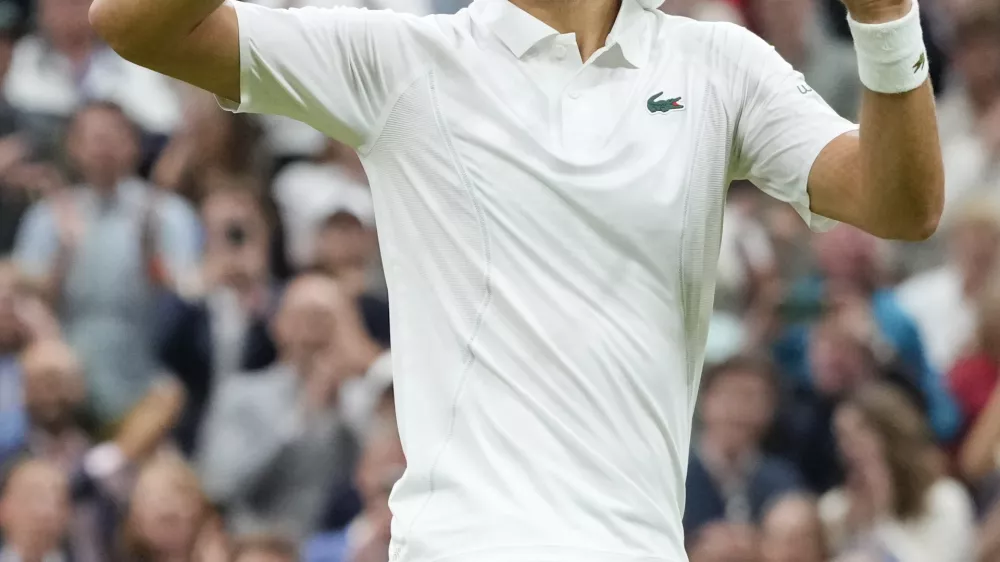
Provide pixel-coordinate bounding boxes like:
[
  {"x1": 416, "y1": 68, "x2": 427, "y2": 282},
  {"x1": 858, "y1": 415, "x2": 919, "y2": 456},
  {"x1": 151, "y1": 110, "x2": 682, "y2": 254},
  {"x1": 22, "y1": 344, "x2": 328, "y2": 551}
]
[
  {"x1": 536, "y1": 35, "x2": 583, "y2": 146},
  {"x1": 561, "y1": 62, "x2": 616, "y2": 153}
]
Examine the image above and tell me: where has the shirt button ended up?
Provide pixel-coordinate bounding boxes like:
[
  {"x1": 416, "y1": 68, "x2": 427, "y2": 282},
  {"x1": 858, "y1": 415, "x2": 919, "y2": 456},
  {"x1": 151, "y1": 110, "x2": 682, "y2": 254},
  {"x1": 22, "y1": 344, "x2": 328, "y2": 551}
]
[
  {"x1": 568, "y1": 91, "x2": 580, "y2": 100},
  {"x1": 554, "y1": 45, "x2": 567, "y2": 60}
]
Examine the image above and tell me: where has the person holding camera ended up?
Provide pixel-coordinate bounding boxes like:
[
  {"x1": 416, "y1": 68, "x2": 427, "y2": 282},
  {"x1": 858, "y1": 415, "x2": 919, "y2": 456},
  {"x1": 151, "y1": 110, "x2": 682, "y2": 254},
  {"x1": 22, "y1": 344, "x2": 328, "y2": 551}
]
[{"x1": 158, "y1": 183, "x2": 280, "y2": 455}]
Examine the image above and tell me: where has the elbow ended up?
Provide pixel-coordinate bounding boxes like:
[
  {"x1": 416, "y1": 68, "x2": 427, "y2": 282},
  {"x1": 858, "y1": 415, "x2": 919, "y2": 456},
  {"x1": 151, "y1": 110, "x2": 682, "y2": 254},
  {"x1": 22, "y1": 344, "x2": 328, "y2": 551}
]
[
  {"x1": 900, "y1": 209, "x2": 941, "y2": 242},
  {"x1": 888, "y1": 181, "x2": 943, "y2": 242}
]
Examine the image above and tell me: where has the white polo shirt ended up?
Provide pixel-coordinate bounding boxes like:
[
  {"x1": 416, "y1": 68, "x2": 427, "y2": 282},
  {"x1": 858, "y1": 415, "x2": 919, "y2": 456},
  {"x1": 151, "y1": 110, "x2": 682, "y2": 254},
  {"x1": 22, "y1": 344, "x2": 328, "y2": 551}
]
[{"x1": 222, "y1": 0, "x2": 856, "y2": 560}]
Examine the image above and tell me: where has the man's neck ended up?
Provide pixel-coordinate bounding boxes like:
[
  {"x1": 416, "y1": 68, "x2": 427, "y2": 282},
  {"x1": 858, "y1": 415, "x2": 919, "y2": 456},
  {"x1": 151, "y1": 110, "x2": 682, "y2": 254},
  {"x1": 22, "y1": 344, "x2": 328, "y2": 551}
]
[{"x1": 509, "y1": 0, "x2": 621, "y2": 61}]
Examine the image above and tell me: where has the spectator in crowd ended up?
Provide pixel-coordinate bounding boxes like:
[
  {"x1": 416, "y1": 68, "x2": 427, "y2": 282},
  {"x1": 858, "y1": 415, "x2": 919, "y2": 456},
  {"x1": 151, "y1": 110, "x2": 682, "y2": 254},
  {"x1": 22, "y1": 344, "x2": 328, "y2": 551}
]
[
  {"x1": 0, "y1": 4, "x2": 35, "y2": 255},
  {"x1": 272, "y1": 139, "x2": 371, "y2": 273},
  {"x1": 958, "y1": 361, "x2": 1000, "y2": 493},
  {"x1": 3, "y1": 337, "x2": 185, "y2": 467},
  {"x1": 231, "y1": 535, "x2": 298, "y2": 562},
  {"x1": 2, "y1": 339, "x2": 87, "y2": 471},
  {"x1": 0, "y1": 458, "x2": 71, "y2": 562},
  {"x1": 277, "y1": 138, "x2": 388, "y2": 304},
  {"x1": 759, "y1": 493, "x2": 828, "y2": 562},
  {"x1": 774, "y1": 226, "x2": 960, "y2": 443},
  {"x1": 684, "y1": 356, "x2": 803, "y2": 537},
  {"x1": 158, "y1": 184, "x2": 278, "y2": 454},
  {"x1": 313, "y1": 211, "x2": 390, "y2": 348},
  {"x1": 898, "y1": 199, "x2": 1000, "y2": 374},
  {"x1": 3, "y1": 339, "x2": 107, "y2": 562},
  {"x1": 820, "y1": 383, "x2": 975, "y2": 562},
  {"x1": 2, "y1": 0, "x2": 180, "y2": 148},
  {"x1": 13, "y1": 102, "x2": 199, "y2": 431},
  {"x1": 2, "y1": 338, "x2": 186, "y2": 562},
  {"x1": 123, "y1": 451, "x2": 227, "y2": 562},
  {"x1": 304, "y1": 399, "x2": 403, "y2": 562},
  {"x1": 936, "y1": 0, "x2": 1000, "y2": 231},
  {"x1": 790, "y1": 316, "x2": 879, "y2": 492},
  {"x1": 750, "y1": 0, "x2": 861, "y2": 120},
  {"x1": 152, "y1": 94, "x2": 269, "y2": 205},
  {"x1": 954, "y1": 283, "x2": 1000, "y2": 485},
  {"x1": 910, "y1": 4, "x2": 1000, "y2": 275},
  {"x1": 197, "y1": 274, "x2": 362, "y2": 538},
  {"x1": 0, "y1": 260, "x2": 57, "y2": 458},
  {"x1": 715, "y1": 183, "x2": 777, "y2": 316},
  {"x1": 950, "y1": 279, "x2": 1000, "y2": 470},
  {"x1": 152, "y1": 97, "x2": 292, "y2": 281},
  {"x1": 0, "y1": 140, "x2": 33, "y2": 255}
]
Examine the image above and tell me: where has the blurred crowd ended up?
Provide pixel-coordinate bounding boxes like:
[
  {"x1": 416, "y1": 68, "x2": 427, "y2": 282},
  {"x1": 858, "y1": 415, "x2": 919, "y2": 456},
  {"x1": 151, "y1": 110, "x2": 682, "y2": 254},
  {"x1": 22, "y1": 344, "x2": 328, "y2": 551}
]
[{"x1": 0, "y1": 0, "x2": 998, "y2": 560}]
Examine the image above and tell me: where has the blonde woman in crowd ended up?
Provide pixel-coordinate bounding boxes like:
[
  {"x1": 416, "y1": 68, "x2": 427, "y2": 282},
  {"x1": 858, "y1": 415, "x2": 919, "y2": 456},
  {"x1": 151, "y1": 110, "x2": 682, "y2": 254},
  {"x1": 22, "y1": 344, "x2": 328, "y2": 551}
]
[
  {"x1": 821, "y1": 383, "x2": 975, "y2": 562},
  {"x1": 122, "y1": 451, "x2": 228, "y2": 562}
]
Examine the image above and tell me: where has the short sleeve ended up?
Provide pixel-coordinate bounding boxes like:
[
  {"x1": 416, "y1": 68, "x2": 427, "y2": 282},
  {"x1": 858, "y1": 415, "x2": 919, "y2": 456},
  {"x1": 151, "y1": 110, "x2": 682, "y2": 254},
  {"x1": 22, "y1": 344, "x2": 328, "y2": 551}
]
[
  {"x1": 729, "y1": 28, "x2": 859, "y2": 232},
  {"x1": 220, "y1": 0, "x2": 426, "y2": 149}
]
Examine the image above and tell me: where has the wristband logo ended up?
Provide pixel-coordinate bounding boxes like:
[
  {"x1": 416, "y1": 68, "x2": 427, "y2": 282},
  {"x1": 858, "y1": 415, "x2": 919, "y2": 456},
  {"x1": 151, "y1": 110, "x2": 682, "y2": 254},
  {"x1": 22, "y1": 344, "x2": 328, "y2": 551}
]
[{"x1": 912, "y1": 52, "x2": 926, "y2": 73}]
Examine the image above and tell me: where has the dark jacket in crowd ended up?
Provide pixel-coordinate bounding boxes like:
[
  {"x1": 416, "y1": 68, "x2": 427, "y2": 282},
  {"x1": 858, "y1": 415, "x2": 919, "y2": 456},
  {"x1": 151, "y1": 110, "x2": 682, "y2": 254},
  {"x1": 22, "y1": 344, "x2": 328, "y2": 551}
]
[
  {"x1": 683, "y1": 450, "x2": 804, "y2": 539},
  {"x1": 156, "y1": 290, "x2": 279, "y2": 455}
]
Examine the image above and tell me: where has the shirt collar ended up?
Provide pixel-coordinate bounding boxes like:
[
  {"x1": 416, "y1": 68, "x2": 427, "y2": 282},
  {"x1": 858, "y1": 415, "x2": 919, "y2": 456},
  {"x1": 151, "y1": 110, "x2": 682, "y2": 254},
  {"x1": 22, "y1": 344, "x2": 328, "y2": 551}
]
[
  {"x1": 608, "y1": 0, "x2": 651, "y2": 68},
  {"x1": 469, "y1": 0, "x2": 653, "y2": 68}
]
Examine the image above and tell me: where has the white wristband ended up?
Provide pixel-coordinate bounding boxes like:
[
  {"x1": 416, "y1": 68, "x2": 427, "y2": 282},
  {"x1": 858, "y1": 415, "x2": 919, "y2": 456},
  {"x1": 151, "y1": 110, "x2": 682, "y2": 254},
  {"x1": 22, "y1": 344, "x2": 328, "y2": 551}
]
[{"x1": 847, "y1": 1, "x2": 928, "y2": 94}]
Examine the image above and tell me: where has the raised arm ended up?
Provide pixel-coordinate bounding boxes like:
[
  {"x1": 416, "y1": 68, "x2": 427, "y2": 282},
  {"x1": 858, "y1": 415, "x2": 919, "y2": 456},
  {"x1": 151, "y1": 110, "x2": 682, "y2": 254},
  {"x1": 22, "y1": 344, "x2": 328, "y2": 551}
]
[
  {"x1": 807, "y1": 0, "x2": 943, "y2": 241},
  {"x1": 89, "y1": 0, "x2": 239, "y2": 101}
]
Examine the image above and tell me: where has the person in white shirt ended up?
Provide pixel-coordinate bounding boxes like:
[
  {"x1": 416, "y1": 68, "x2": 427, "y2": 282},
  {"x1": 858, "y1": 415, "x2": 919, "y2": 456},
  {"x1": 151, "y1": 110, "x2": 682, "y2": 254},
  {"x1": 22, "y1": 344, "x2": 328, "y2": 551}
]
[
  {"x1": 896, "y1": 198, "x2": 1000, "y2": 373},
  {"x1": 820, "y1": 382, "x2": 975, "y2": 562},
  {"x1": 4, "y1": 0, "x2": 180, "y2": 137},
  {"x1": 90, "y1": 0, "x2": 944, "y2": 559},
  {"x1": 272, "y1": 139, "x2": 375, "y2": 271}
]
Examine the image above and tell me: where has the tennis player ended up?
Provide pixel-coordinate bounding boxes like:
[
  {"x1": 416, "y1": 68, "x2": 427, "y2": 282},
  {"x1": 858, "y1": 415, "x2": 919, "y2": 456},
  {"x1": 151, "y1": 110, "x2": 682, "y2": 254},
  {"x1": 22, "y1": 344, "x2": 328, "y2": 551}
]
[{"x1": 89, "y1": 0, "x2": 943, "y2": 558}]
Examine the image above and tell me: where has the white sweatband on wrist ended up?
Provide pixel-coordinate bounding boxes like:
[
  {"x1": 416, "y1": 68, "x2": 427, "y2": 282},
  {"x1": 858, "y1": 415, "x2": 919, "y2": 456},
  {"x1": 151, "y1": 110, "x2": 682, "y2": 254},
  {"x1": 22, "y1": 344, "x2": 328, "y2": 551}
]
[{"x1": 847, "y1": 0, "x2": 928, "y2": 94}]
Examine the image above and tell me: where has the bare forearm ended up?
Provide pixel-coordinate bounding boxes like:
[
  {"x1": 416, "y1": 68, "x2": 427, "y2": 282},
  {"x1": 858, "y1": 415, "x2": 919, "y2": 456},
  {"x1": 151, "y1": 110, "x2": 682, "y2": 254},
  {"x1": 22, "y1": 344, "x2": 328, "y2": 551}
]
[
  {"x1": 810, "y1": 1, "x2": 944, "y2": 241},
  {"x1": 113, "y1": 378, "x2": 186, "y2": 461},
  {"x1": 856, "y1": 81, "x2": 943, "y2": 238}
]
